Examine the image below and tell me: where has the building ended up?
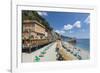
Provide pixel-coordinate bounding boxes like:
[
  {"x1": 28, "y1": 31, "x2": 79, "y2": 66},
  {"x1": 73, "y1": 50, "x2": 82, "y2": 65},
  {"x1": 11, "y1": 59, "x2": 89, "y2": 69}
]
[
  {"x1": 22, "y1": 20, "x2": 47, "y2": 39},
  {"x1": 22, "y1": 20, "x2": 53, "y2": 53}
]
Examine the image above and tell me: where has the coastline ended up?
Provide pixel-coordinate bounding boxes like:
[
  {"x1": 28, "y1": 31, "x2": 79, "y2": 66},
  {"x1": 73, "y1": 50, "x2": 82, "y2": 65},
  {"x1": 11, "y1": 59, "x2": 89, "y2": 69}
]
[
  {"x1": 77, "y1": 47, "x2": 90, "y2": 60},
  {"x1": 56, "y1": 40, "x2": 78, "y2": 60},
  {"x1": 62, "y1": 41, "x2": 90, "y2": 60}
]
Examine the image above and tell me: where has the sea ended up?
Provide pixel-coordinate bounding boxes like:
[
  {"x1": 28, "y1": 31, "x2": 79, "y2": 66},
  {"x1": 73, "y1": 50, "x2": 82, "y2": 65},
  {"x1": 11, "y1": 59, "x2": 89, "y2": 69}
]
[
  {"x1": 62, "y1": 37, "x2": 90, "y2": 52},
  {"x1": 75, "y1": 39, "x2": 90, "y2": 52}
]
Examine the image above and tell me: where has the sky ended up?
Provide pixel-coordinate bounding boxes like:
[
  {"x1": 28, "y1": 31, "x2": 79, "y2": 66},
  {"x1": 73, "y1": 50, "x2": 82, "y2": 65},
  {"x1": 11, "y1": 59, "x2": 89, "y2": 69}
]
[{"x1": 37, "y1": 11, "x2": 90, "y2": 39}]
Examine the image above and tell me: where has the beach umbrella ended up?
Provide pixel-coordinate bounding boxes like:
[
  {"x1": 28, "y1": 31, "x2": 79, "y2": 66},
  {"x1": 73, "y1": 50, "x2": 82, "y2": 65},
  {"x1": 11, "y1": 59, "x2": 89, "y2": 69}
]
[{"x1": 34, "y1": 56, "x2": 40, "y2": 62}]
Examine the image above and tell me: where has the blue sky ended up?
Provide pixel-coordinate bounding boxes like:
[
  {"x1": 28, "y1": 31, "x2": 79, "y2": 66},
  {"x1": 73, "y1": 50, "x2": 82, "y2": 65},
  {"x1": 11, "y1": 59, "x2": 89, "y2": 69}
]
[{"x1": 37, "y1": 11, "x2": 90, "y2": 39}]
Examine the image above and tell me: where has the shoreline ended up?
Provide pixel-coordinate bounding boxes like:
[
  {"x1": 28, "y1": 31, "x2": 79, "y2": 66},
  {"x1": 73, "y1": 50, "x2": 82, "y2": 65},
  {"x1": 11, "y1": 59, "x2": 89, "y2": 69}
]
[
  {"x1": 77, "y1": 46, "x2": 90, "y2": 60},
  {"x1": 75, "y1": 44, "x2": 90, "y2": 52},
  {"x1": 56, "y1": 40, "x2": 78, "y2": 60},
  {"x1": 62, "y1": 41, "x2": 90, "y2": 60}
]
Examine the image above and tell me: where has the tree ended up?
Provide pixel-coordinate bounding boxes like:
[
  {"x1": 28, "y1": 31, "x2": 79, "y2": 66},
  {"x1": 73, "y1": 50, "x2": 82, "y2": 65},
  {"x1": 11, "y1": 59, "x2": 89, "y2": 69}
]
[{"x1": 22, "y1": 10, "x2": 53, "y2": 31}]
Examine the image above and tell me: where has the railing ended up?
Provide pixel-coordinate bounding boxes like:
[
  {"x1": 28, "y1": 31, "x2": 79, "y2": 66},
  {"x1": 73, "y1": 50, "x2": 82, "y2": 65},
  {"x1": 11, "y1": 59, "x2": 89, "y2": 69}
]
[
  {"x1": 23, "y1": 39, "x2": 51, "y2": 49},
  {"x1": 31, "y1": 39, "x2": 49, "y2": 46}
]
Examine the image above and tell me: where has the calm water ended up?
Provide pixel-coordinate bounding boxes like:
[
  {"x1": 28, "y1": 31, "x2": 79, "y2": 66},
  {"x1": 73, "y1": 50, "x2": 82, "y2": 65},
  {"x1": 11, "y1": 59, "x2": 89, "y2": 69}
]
[
  {"x1": 62, "y1": 37, "x2": 90, "y2": 52},
  {"x1": 75, "y1": 39, "x2": 90, "y2": 51}
]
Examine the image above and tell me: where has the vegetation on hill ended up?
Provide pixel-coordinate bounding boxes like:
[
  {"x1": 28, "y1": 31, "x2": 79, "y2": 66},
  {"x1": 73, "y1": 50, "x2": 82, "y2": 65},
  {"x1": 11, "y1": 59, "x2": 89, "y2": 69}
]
[{"x1": 22, "y1": 10, "x2": 53, "y2": 31}]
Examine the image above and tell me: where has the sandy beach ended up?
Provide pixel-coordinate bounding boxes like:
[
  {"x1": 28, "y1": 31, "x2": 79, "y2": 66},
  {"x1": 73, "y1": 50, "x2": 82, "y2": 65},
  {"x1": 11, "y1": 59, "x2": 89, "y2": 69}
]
[{"x1": 56, "y1": 40, "x2": 78, "y2": 60}]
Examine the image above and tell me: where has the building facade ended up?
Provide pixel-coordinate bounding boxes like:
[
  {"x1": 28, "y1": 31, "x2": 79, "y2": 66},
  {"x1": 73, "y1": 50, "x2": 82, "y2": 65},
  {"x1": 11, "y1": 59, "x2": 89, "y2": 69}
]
[{"x1": 22, "y1": 20, "x2": 52, "y2": 53}]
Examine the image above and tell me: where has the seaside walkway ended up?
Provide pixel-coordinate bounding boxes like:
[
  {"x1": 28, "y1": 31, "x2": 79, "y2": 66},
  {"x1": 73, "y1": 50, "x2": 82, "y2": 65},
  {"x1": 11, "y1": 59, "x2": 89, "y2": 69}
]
[
  {"x1": 22, "y1": 42, "x2": 57, "y2": 62},
  {"x1": 22, "y1": 40, "x2": 78, "y2": 62}
]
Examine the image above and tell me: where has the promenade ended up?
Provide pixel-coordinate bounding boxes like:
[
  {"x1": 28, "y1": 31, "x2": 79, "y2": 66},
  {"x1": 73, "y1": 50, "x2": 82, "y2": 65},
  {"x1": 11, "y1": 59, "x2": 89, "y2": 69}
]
[
  {"x1": 22, "y1": 42, "x2": 57, "y2": 62},
  {"x1": 22, "y1": 39, "x2": 80, "y2": 62}
]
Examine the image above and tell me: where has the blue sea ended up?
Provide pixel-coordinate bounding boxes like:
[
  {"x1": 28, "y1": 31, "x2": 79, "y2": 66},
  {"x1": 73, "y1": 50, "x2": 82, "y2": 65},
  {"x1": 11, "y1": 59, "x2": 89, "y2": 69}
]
[
  {"x1": 62, "y1": 37, "x2": 90, "y2": 52},
  {"x1": 75, "y1": 39, "x2": 90, "y2": 52}
]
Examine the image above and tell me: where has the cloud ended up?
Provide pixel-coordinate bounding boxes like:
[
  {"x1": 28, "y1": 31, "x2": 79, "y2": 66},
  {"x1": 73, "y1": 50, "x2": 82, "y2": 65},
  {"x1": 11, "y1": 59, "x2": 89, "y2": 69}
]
[
  {"x1": 84, "y1": 16, "x2": 90, "y2": 24},
  {"x1": 63, "y1": 20, "x2": 81, "y2": 31},
  {"x1": 73, "y1": 21, "x2": 81, "y2": 28},
  {"x1": 60, "y1": 30, "x2": 65, "y2": 34},
  {"x1": 55, "y1": 30, "x2": 65, "y2": 34},
  {"x1": 55, "y1": 20, "x2": 81, "y2": 36},
  {"x1": 37, "y1": 12, "x2": 48, "y2": 16},
  {"x1": 64, "y1": 24, "x2": 73, "y2": 30},
  {"x1": 55, "y1": 30, "x2": 60, "y2": 34}
]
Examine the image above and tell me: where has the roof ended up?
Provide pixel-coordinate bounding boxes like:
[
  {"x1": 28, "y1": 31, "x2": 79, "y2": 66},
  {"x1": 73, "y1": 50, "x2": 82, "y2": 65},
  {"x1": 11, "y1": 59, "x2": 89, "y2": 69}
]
[{"x1": 23, "y1": 20, "x2": 45, "y2": 29}]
